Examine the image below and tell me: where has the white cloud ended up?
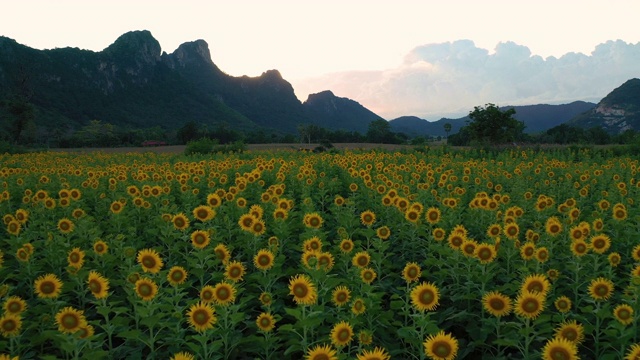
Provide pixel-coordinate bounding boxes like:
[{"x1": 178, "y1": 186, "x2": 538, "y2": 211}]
[{"x1": 292, "y1": 40, "x2": 640, "y2": 120}]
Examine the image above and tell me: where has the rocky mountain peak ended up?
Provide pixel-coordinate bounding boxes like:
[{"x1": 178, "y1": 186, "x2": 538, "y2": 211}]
[
  {"x1": 104, "y1": 30, "x2": 161, "y2": 64},
  {"x1": 165, "y1": 39, "x2": 214, "y2": 68}
]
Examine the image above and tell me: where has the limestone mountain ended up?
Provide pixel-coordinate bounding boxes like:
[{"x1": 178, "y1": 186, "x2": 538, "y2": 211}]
[
  {"x1": 568, "y1": 78, "x2": 640, "y2": 133},
  {"x1": 389, "y1": 101, "x2": 596, "y2": 137},
  {"x1": 303, "y1": 90, "x2": 381, "y2": 133}
]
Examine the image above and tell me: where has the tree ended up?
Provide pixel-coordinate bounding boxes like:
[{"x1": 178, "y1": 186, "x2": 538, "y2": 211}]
[
  {"x1": 177, "y1": 121, "x2": 200, "y2": 144},
  {"x1": 366, "y1": 119, "x2": 393, "y2": 143},
  {"x1": 444, "y1": 123, "x2": 452, "y2": 140},
  {"x1": 466, "y1": 104, "x2": 524, "y2": 145}
]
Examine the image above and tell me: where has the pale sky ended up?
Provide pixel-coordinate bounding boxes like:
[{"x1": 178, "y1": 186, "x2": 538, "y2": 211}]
[{"x1": 3, "y1": 0, "x2": 640, "y2": 119}]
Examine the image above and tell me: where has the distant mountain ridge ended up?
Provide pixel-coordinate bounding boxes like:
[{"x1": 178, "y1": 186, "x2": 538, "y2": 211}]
[
  {"x1": 568, "y1": 78, "x2": 640, "y2": 133},
  {"x1": 0, "y1": 30, "x2": 380, "y2": 135},
  {"x1": 389, "y1": 101, "x2": 597, "y2": 137}
]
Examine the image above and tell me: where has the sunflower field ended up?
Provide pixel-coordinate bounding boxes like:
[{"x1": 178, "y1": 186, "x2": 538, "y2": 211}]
[{"x1": 0, "y1": 147, "x2": 639, "y2": 360}]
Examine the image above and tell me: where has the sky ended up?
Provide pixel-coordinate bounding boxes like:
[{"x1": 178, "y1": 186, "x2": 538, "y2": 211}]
[{"x1": 2, "y1": 0, "x2": 640, "y2": 120}]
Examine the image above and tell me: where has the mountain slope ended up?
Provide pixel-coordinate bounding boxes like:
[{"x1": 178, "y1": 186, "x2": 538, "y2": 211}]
[
  {"x1": 568, "y1": 78, "x2": 640, "y2": 133},
  {"x1": 303, "y1": 90, "x2": 382, "y2": 133},
  {"x1": 389, "y1": 102, "x2": 596, "y2": 137}
]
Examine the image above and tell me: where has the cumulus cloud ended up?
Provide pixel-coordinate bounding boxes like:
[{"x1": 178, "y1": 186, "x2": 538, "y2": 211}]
[{"x1": 292, "y1": 40, "x2": 640, "y2": 120}]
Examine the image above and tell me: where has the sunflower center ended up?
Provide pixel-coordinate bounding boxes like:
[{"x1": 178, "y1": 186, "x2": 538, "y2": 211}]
[
  {"x1": 528, "y1": 282, "x2": 542, "y2": 292},
  {"x1": 617, "y1": 309, "x2": 630, "y2": 319},
  {"x1": 433, "y1": 341, "x2": 452, "y2": 356},
  {"x1": 479, "y1": 249, "x2": 491, "y2": 259},
  {"x1": 337, "y1": 293, "x2": 347, "y2": 302},
  {"x1": 194, "y1": 310, "x2": 209, "y2": 325},
  {"x1": 550, "y1": 348, "x2": 571, "y2": 360},
  {"x1": 70, "y1": 253, "x2": 80, "y2": 262},
  {"x1": 338, "y1": 329, "x2": 350, "y2": 340},
  {"x1": 2, "y1": 320, "x2": 16, "y2": 331},
  {"x1": 89, "y1": 280, "x2": 101, "y2": 292},
  {"x1": 596, "y1": 285, "x2": 607, "y2": 296},
  {"x1": 171, "y1": 271, "x2": 184, "y2": 281},
  {"x1": 216, "y1": 288, "x2": 229, "y2": 300},
  {"x1": 143, "y1": 257, "x2": 156, "y2": 268},
  {"x1": 62, "y1": 314, "x2": 79, "y2": 328},
  {"x1": 40, "y1": 281, "x2": 55, "y2": 294},
  {"x1": 524, "y1": 299, "x2": 539, "y2": 312},
  {"x1": 230, "y1": 268, "x2": 240, "y2": 277},
  {"x1": 489, "y1": 299, "x2": 505, "y2": 310},
  {"x1": 408, "y1": 268, "x2": 418, "y2": 277},
  {"x1": 138, "y1": 284, "x2": 152, "y2": 296},
  {"x1": 197, "y1": 210, "x2": 208, "y2": 219},
  {"x1": 260, "y1": 318, "x2": 271, "y2": 326},
  {"x1": 294, "y1": 284, "x2": 308, "y2": 297},
  {"x1": 420, "y1": 290, "x2": 434, "y2": 304},
  {"x1": 562, "y1": 329, "x2": 577, "y2": 341},
  {"x1": 7, "y1": 303, "x2": 21, "y2": 313}
]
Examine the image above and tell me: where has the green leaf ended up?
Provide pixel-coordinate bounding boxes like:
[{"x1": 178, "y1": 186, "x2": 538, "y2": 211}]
[{"x1": 117, "y1": 329, "x2": 142, "y2": 340}]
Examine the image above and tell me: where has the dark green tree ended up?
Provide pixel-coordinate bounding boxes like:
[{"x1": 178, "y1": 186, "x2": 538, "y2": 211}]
[
  {"x1": 466, "y1": 104, "x2": 524, "y2": 145},
  {"x1": 366, "y1": 119, "x2": 393, "y2": 143},
  {"x1": 444, "y1": 123, "x2": 452, "y2": 139},
  {"x1": 177, "y1": 121, "x2": 200, "y2": 144}
]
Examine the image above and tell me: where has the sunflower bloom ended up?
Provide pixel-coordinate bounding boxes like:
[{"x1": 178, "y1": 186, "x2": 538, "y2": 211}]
[
  {"x1": 57, "y1": 218, "x2": 75, "y2": 234},
  {"x1": 3, "y1": 296, "x2": 27, "y2": 315},
  {"x1": 521, "y1": 274, "x2": 551, "y2": 296},
  {"x1": 357, "y1": 347, "x2": 390, "y2": 360},
  {"x1": 256, "y1": 312, "x2": 276, "y2": 332},
  {"x1": 192, "y1": 205, "x2": 215, "y2": 222},
  {"x1": 134, "y1": 277, "x2": 158, "y2": 301},
  {"x1": 514, "y1": 291, "x2": 545, "y2": 319},
  {"x1": 352, "y1": 251, "x2": 371, "y2": 268},
  {"x1": 93, "y1": 239, "x2": 109, "y2": 255},
  {"x1": 212, "y1": 282, "x2": 236, "y2": 306},
  {"x1": 305, "y1": 344, "x2": 337, "y2": 360},
  {"x1": 554, "y1": 296, "x2": 572, "y2": 313},
  {"x1": 541, "y1": 337, "x2": 578, "y2": 360},
  {"x1": 171, "y1": 352, "x2": 195, "y2": 360},
  {"x1": 167, "y1": 266, "x2": 188, "y2": 286},
  {"x1": 172, "y1": 213, "x2": 190, "y2": 231},
  {"x1": 626, "y1": 343, "x2": 640, "y2": 360},
  {"x1": 588, "y1": 277, "x2": 614, "y2": 301},
  {"x1": 214, "y1": 244, "x2": 231, "y2": 265},
  {"x1": 482, "y1": 291, "x2": 512, "y2": 317},
  {"x1": 289, "y1": 274, "x2": 317, "y2": 305},
  {"x1": 402, "y1": 262, "x2": 422, "y2": 283},
  {"x1": 360, "y1": 210, "x2": 376, "y2": 226},
  {"x1": 87, "y1": 271, "x2": 110, "y2": 299},
  {"x1": 67, "y1": 247, "x2": 85, "y2": 269},
  {"x1": 424, "y1": 330, "x2": 458, "y2": 360},
  {"x1": 411, "y1": 282, "x2": 440, "y2": 312},
  {"x1": 331, "y1": 286, "x2": 351, "y2": 307},
  {"x1": 34, "y1": 273, "x2": 63, "y2": 299},
  {"x1": 613, "y1": 304, "x2": 634, "y2": 325},
  {"x1": 0, "y1": 314, "x2": 22, "y2": 338},
  {"x1": 186, "y1": 302, "x2": 216, "y2": 332},
  {"x1": 190, "y1": 230, "x2": 211, "y2": 249},
  {"x1": 137, "y1": 248, "x2": 164, "y2": 274},
  {"x1": 224, "y1": 261, "x2": 246, "y2": 282},
  {"x1": 330, "y1": 321, "x2": 353, "y2": 347},
  {"x1": 55, "y1": 307, "x2": 87, "y2": 334},
  {"x1": 554, "y1": 320, "x2": 585, "y2": 344}
]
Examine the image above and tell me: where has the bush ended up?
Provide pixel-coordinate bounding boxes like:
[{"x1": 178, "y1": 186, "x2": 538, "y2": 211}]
[
  {"x1": 184, "y1": 138, "x2": 218, "y2": 155},
  {"x1": 0, "y1": 140, "x2": 27, "y2": 154}
]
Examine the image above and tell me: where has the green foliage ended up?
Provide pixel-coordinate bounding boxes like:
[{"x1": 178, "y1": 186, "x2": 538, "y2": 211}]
[
  {"x1": 466, "y1": 103, "x2": 525, "y2": 145},
  {"x1": 184, "y1": 138, "x2": 218, "y2": 155}
]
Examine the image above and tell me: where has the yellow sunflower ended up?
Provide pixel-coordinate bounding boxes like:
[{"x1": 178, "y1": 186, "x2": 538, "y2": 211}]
[
  {"x1": 190, "y1": 230, "x2": 211, "y2": 249},
  {"x1": 305, "y1": 344, "x2": 337, "y2": 360},
  {"x1": 186, "y1": 301, "x2": 217, "y2": 332},
  {"x1": 34, "y1": 273, "x2": 63, "y2": 299},
  {"x1": 172, "y1": 213, "x2": 190, "y2": 231},
  {"x1": 360, "y1": 210, "x2": 376, "y2": 226},
  {"x1": 351, "y1": 298, "x2": 366, "y2": 315},
  {"x1": 570, "y1": 240, "x2": 589, "y2": 257},
  {"x1": 256, "y1": 312, "x2": 276, "y2": 332},
  {"x1": 134, "y1": 277, "x2": 158, "y2": 301},
  {"x1": 535, "y1": 247, "x2": 550, "y2": 263},
  {"x1": 402, "y1": 262, "x2": 422, "y2": 283},
  {"x1": 514, "y1": 291, "x2": 545, "y2": 319},
  {"x1": 214, "y1": 244, "x2": 231, "y2": 265},
  {"x1": 358, "y1": 330, "x2": 373, "y2": 345},
  {"x1": 93, "y1": 239, "x2": 109, "y2": 255},
  {"x1": 289, "y1": 274, "x2": 317, "y2": 305},
  {"x1": 3, "y1": 296, "x2": 27, "y2": 315},
  {"x1": 224, "y1": 261, "x2": 246, "y2": 282},
  {"x1": 316, "y1": 251, "x2": 334, "y2": 271},
  {"x1": 67, "y1": 247, "x2": 85, "y2": 269},
  {"x1": 411, "y1": 282, "x2": 440, "y2": 312},
  {"x1": 137, "y1": 248, "x2": 164, "y2": 274},
  {"x1": 199, "y1": 285, "x2": 215, "y2": 303},
  {"x1": 109, "y1": 200, "x2": 124, "y2": 214},
  {"x1": 57, "y1": 218, "x2": 75, "y2": 234},
  {"x1": 447, "y1": 232, "x2": 466, "y2": 250},
  {"x1": 541, "y1": 337, "x2": 578, "y2": 360},
  {"x1": 360, "y1": 267, "x2": 377, "y2": 284},
  {"x1": 626, "y1": 343, "x2": 640, "y2": 360},
  {"x1": 330, "y1": 321, "x2": 353, "y2": 347},
  {"x1": 77, "y1": 324, "x2": 95, "y2": 339},
  {"x1": 339, "y1": 239, "x2": 354, "y2": 253},
  {"x1": 475, "y1": 243, "x2": 497, "y2": 264},
  {"x1": 588, "y1": 277, "x2": 614, "y2": 301},
  {"x1": 331, "y1": 286, "x2": 351, "y2": 307},
  {"x1": 521, "y1": 274, "x2": 551, "y2": 296},
  {"x1": 503, "y1": 222, "x2": 520, "y2": 240},
  {"x1": 303, "y1": 212, "x2": 324, "y2": 229},
  {"x1": 212, "y1": 282, "x2": 236, "y2": 306},
  {"x1": 238, "y1": 214, "x2": 255, "y2": 232},
  {"x1": 632, "y1": 244, "x2": 640, "y2": 262},
  {"x1": 613, "y1": 304, "x2": 634, "y2": 325},
  {"x1": 192, "y1": 205, "x2": 215, "y2": 222},
  {"x1": 554, "y1": 320, "x2": 585, "y2": 344},
  {"x1": 425, "y1": 207, "x2": 441, "y2": 224},
  {"x1": 352, "y1": 251, "x2": 371, "y2": 268},
  {"x1": 486, "y1": 223, "x2": 502, "y2": 238},
  {"x1": 589, "y1": 234, "x2": 611, "y2": 254},
  {"x1": 87, "y1": 270, "x2": 110, "y2": 299},
  {"x1": 55, "y1": 306, "x2": 87, "y2": 334},
  {"x1": 520, "y1": 242, "x2": 536, "y2": 261},
  {"x1": 6, "y1": 220, "x2": 21, "y2": 236},
  {"x1": 545, "y1": 217, "x2": 563, "y2": 237},
  {"x1": 423, "y1": 330, "x2": 458, "y2": 360},
  {"x1": 170, "y1": 352, "x2": 195, "y2": 360},
  {"x1": 206, "y1": 193, "x2": 222, "y2": 208},
  {"x1": 608, "y1": 252, "x2": 622, "y2": 267},
  {"x1": 0, "y1": 314, "x2": 22, "y2": 338},
  {"x1": 259, "y1": 292, "x2": 272, "y2": 306},
  {"x1": 482, "y1": 291, "x2": 512, "y2": 317},
  {"x1": 432, "y1": 228, "x2": 446, "y2": 241},
  {"x1": 167, "y1": 266, "x2": 188, "y2": 286},
  {"x1": 253, "y1": 249, "x2": 275, "y2": 271},
  {"x1": 554, "y1": 296, "x2": 572, "y2": 313},
  {"x1": 356, "y1": 347, "x2": 390, "y2": 360},
  {"x1": 376, "y1": 225, "x2": 391, "y2": 240},
  {"x1": 249, "y1": 219, "x2": 266, "y2": 236}
]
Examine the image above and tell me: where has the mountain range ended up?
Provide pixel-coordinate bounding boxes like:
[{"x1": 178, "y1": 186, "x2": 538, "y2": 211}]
[{"x1": 0, "y1": 30, "x2": 638, "y2": 139}]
